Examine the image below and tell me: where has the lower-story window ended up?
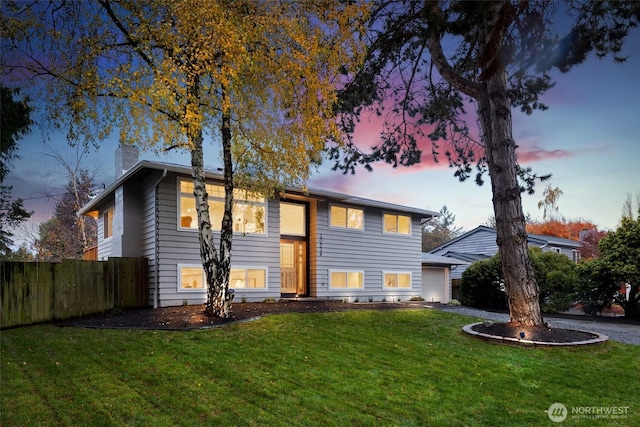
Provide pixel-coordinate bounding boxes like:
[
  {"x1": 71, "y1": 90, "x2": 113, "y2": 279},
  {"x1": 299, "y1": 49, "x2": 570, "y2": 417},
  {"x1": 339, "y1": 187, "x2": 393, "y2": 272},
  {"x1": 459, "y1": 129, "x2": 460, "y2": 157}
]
[
  {"x1": 230, "y1": 268, "x2": 267, "y2": 289},
  {"x1": 179, "y1": 265, "x2": 206, "y2": 291},
  {"x1": 178, "y1": 264, "x2": 267, "y2": 291},
  {"x1": 330, "y1": 270, "x2": 364, "y2": 289},
  {"x1": 384, "y1": 272, "x2": 411, "y2": 288}
]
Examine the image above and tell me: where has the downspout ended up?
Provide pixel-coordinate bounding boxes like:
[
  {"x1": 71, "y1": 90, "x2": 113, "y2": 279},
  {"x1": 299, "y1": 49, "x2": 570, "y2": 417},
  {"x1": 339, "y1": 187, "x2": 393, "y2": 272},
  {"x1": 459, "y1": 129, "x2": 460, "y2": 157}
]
[{"x1": 153, "y1": 169, "x2": 168, "y2": 308}]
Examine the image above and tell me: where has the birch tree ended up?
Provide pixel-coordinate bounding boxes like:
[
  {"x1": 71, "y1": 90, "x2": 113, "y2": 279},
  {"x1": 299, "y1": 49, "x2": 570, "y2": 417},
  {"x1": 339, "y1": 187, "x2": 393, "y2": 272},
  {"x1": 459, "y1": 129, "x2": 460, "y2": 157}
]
[
  {"x1": 2, "y1": 0, "x2": 367, "y2": 317},
  {"x1": 331, "y1": 1, "x2": 639, "y2": 326}
]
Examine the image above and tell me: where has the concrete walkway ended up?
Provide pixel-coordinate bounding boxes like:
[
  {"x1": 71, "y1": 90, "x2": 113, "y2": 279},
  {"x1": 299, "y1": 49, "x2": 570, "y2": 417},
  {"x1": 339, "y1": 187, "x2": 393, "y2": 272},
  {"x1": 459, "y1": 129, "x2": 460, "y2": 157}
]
[{"x1": 430, "y1": 305, "x2": 640, "y2": 345}]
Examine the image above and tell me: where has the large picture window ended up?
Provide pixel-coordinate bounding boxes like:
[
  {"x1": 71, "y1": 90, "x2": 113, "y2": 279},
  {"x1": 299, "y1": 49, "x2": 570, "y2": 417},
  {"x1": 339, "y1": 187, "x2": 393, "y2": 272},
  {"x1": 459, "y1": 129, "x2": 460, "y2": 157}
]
[
  {"x1": 384, "y1": 272, "x2": 411, "y2": 289},
  {"x1": 383, "y1": 213, "x2": 411, "y2": 235},
  {"x1": 179, "y1": 265, "x2": 267, "y2": 291},
  {"x1": 330, "y1": 205, "x2": 363, "y2": 230},
  {"x1": 330, "y1": 270, "x2": 364, "y2": 289},
  {"x1": 178, "y1": 178, "x2": 266, "y2": 234}
]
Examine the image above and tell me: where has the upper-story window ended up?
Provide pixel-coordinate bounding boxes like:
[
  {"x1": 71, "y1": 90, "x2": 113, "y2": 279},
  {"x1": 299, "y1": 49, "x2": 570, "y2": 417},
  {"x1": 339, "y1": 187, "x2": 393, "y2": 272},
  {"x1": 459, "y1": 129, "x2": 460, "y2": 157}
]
[
  {"x1": 330, "y1": 205, "x2": 363, "y2": 230},
  {"x1": 383, "y1": 213, "x2": 411, "y2": 235},
  {"x1": 178, "y1": 178, "x2": 266, "y2": 234},
  {"x1": 103, "y1": 207, "x2": 114, "y2": 239},
  {"x1": 280, "y1": 202, "x2": 306, "y2": 236}
]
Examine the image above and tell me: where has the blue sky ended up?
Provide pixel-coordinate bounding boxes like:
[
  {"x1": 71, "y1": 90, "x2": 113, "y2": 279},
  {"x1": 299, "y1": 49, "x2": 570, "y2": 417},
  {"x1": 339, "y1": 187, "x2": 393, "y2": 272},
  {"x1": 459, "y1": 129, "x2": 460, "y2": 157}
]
[{"x1": 5, "y1": 29, "x2": 639, "y2": 249}]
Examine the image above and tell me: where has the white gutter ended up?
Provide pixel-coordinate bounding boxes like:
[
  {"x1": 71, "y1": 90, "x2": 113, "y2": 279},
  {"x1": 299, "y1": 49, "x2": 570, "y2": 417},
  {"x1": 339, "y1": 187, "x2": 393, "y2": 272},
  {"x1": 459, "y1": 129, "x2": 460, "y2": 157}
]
[{"x1": 153, "y1": 168, "x2": 168, "y2": 309}]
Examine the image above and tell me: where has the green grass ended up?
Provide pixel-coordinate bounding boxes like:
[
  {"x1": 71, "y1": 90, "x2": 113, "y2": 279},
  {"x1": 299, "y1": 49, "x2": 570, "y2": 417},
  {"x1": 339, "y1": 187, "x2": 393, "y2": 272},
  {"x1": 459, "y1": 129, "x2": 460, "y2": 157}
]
[{"x1": 1, "y1": 309, "x2": 638, "y2": 426}]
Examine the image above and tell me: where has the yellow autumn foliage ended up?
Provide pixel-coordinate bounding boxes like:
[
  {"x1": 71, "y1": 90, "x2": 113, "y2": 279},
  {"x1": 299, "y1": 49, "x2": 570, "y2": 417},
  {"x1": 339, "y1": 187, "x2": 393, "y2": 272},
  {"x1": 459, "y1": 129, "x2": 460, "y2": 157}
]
[{"x1": 2, "y1": 0, "x2": 368, "y2": 194}]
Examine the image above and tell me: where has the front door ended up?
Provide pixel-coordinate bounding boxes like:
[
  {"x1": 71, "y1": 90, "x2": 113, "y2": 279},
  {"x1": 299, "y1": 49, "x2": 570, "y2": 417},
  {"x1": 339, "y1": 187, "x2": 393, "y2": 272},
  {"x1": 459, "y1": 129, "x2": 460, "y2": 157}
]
[{"x1": 280, "y1": 240, "x2": 307, "y2": 296}]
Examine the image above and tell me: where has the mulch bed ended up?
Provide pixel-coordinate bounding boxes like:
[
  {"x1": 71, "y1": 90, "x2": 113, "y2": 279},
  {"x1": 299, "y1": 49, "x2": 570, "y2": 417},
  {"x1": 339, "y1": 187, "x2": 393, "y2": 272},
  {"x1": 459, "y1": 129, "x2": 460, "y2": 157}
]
[
  {"x1": 472, "y1": 321, "x2": 598, "y2": 343},
  {"x1": 56, "y1": 300, "x2": 421, "y2": 330},
  {"x1": 56, "y1": 301, "x2": 629, "y2": 345}
]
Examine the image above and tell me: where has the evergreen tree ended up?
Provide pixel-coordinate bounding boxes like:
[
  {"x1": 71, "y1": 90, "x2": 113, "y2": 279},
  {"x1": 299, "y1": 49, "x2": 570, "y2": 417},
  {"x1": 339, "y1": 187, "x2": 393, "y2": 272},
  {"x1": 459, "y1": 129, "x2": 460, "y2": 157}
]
[
  {"x1": 0, "y1": 84, "x2": 33, "y2": 256},
  {"x1": 422, "y1": 205, "x2": 463, "y2": 252},
  {"x1": 34, "y1": 170, "x2": 97, "y2": 261},
  {"x1": 331, "y1": 1, "x2": 639, "y2": 326}
]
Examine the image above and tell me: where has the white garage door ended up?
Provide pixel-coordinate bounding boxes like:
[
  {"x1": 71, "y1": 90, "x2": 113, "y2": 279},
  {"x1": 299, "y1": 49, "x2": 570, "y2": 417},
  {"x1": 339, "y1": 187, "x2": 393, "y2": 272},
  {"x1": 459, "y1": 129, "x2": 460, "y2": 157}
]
[{"x1": 421, "y1": 267, "x2": 448, "y2": 303}]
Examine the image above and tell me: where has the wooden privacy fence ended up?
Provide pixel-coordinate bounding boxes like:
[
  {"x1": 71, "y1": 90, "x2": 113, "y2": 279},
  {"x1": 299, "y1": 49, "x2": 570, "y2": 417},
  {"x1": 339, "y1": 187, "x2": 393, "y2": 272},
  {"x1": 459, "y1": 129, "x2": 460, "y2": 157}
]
[{"x1": 1, "y1": 257, "x2": 149, "y2": 329}]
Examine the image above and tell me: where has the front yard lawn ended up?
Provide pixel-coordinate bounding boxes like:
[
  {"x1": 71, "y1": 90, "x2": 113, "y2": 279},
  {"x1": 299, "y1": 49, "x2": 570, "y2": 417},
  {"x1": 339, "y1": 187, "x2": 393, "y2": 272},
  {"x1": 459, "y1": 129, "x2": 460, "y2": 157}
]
[{"x1": 1, "y1": 309, "x2": 638, "y2": 426}]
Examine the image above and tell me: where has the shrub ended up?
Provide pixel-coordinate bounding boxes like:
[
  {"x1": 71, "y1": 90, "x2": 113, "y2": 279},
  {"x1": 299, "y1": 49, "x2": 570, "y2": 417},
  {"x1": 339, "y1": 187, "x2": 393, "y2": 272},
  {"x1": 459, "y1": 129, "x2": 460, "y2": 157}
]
[
  {"x1": 461, "y1": 248, "x2": 580, "y2": 313},
  {"x1": 529, "y1": 248, "x2": 578, "y2": 313},
  {"x1": 460, "y1": 256, "x2": 506, "y2": 309},
  {"x1": 575, "y1": 257, "x2": 620, "y2": 316}
]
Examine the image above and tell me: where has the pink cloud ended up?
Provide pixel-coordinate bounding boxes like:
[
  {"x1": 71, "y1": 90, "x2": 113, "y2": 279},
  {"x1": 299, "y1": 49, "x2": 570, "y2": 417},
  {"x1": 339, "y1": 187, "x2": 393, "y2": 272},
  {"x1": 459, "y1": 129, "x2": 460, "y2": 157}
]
[
  {"x1": 309, "y1": 171, "x2": 363, "y2": 194},
  {"x1": 517, "y1": 144, "x2": 573, "y2": 163},
  {"x1": 343, "y1": 101, "x2": 482, "y2": 174}
]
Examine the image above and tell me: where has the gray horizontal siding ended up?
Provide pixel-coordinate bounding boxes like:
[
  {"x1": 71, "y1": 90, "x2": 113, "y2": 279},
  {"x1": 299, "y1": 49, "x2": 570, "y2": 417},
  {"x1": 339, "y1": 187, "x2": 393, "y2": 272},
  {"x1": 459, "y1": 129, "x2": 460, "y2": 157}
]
[
  {"x1": 313, "y1": 201, "x2": 422, "y2": 300},
  {"x1": 431, "y1": 229, "x2": 499, "y2": 256},
  {"x1": 155, "y1": 174, "x2": 281, "y2": 306},
  {"x1": 96, "y1": 205, "x2": 113, "y2": 260}
]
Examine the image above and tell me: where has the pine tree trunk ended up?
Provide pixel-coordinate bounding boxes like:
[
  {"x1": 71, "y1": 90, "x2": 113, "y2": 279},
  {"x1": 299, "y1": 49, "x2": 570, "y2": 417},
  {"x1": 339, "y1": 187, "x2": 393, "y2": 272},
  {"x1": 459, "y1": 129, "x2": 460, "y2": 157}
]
[{"x1": 477, "y1": 67, "x2": 544, "y2": 327}]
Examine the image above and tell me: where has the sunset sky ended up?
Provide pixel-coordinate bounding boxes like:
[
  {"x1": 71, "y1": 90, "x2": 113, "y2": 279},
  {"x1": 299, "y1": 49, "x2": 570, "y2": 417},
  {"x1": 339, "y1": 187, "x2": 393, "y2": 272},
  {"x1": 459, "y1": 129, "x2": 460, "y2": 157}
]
[{"x1": 5, "y1": 28, "x2": 639, "y2": 250}]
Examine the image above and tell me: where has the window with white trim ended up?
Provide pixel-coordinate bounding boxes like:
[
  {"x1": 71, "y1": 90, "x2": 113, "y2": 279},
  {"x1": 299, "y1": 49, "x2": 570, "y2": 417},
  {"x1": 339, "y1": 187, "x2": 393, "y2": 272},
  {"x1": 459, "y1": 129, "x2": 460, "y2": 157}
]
[
  {"x1": 383, "y1": 213, "x2": 411, "y2": 235},
  {"x1": 103, "y1": 207, "x2": 114, "y2": 239},
  {"x1": 384, "y1": 272, "x2": 411, "y2": 288},
  {"x1": 551, "y1": 247, "x2": 561, "y2": 253},
  {"x1": 572, "y1": 249, "x2": 580, "y2": 263},
  {"x1": 178, "y1": 265, "x2": 267, "y2": 291},
  {"x1": 330, "y1": 270, "x2": 364, "y2": 289},
  {"x1": 230, "y1": 268, "x2": 267, "y2": 289},
  {"x1": 330, "y1": 205, "x2": 363, "y2": 230},
  {"x1": 178, "y1": 178, "x2": 266, "y2": 234}
]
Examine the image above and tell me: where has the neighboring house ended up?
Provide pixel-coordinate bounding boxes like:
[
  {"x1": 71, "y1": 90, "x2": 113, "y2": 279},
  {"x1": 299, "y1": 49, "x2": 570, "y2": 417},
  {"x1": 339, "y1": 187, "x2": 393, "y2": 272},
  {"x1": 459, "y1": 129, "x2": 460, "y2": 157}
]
[
  {"x1": 429, "y1": 225, "x2": 582, "y2": 281},
  {"x1": 79, "y1": 147, "x2": 442, "y2": 307}
]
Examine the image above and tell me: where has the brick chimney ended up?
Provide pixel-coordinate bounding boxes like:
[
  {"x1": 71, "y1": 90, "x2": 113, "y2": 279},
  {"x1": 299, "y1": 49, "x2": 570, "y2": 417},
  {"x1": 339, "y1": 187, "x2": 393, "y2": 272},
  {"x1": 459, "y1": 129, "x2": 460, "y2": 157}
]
[{"x1": 115, "y1": 144, "x2": 139, "y2": 178}]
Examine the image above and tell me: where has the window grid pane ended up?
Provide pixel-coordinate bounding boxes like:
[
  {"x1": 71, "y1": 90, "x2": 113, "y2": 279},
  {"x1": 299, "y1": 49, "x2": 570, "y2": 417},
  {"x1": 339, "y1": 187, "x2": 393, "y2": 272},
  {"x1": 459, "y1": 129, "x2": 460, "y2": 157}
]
[
  {"x1": 181, "y1": 267, "x2": 204, "y2": 289},
  {"x1": 398, "y1": 273, "x2": 411, "y2": 288},
  {"x1": 347, "y1": 272, "x2": 363, "y2": 288},
  {"x1": 397, "y1": 216, "x2": 411, "y2": 234},
  {"x1": 330, "y1": 206, "x2": 347, "y2": 227},
  {"x1": 347, "y1": 209, "x2": 363, "y2": 229},
  {"x1": 330, "y1": 272, "x2": 346, "y2": 288},
  {"x1": 384, "y1": 273, "x2": 396, "y2": 288},
  {"x1": 384, "y1": 214, "x2": 396, "y2": 233},
  {"x1": 384, "y1": 214, "x2": 410, "y2": 234}
]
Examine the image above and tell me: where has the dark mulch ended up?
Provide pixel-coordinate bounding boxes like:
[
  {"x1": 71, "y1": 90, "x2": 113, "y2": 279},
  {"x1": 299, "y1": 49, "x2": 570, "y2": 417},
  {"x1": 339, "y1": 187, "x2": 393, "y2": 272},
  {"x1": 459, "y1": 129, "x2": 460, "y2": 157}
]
[
  {"x1": 56, "y1": 300, "x2": 423, "y2": 330},
  {"x1": 472, "y1": 321, "x2": 599, "y2": 343},
  {"x1": 56, "y1": 301, "x2": 623, "y2": 344}
]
